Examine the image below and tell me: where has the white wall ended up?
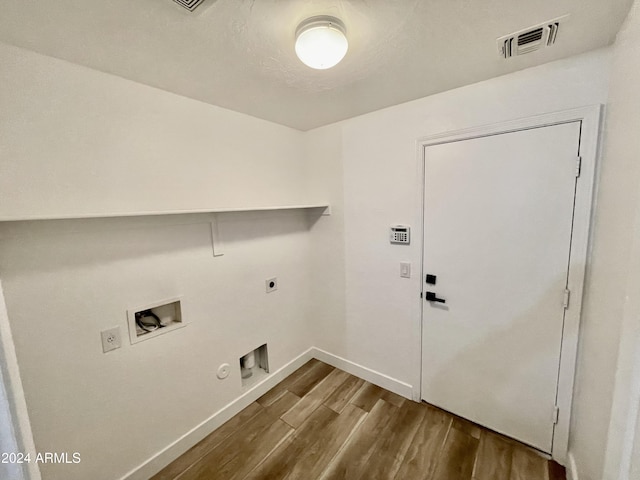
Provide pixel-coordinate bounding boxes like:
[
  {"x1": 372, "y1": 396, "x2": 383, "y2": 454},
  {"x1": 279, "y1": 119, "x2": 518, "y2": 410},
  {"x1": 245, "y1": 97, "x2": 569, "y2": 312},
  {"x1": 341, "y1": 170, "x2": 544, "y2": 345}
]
[
  {"x1": 599, "y1": 1, "x2": 640, "y2": 479},
  {"x1": 0, "y1": 43, "x2": 321, "y2": 480},
  {"x1": 305, "y1": 125, "x2": 347, "y2": 356},
  {"x1": 0, "y1": 43, "x2": 308, "y2": 220},
  {"x1": 602, "y1": 185, "x2": 640, "y2": 479},
  {"x1": 305, "y1": 47, "x2": 613, "y2": 470}
]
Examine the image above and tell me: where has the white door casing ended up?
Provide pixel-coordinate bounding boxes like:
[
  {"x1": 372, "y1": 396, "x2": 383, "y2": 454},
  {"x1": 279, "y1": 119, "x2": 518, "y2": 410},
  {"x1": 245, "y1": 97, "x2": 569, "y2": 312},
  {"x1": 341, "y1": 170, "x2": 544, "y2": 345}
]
[
  {"x1": 417, "y1": 106, "x2": 602, "y2": 463},
  {"x1": 0, "y1": 279, "x2": 40, "y2": 480}
]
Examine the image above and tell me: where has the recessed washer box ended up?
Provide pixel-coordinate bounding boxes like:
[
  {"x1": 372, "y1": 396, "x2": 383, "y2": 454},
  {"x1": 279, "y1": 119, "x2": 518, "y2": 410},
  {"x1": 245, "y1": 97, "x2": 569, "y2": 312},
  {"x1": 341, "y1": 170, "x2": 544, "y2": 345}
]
[
  {"x1": 127, "y1": 296, "x2": 185, "y2": 344},
  {"x1": 240, "y1": 344, "x2": 269, "y2": 388}
]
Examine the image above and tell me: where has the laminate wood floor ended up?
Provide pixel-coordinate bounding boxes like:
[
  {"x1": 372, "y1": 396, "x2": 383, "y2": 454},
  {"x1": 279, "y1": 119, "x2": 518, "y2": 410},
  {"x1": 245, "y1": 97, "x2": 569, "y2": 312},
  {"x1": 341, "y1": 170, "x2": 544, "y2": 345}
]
[{"x1": 152, "y1": 359, "x2": 566, "y2": 480}]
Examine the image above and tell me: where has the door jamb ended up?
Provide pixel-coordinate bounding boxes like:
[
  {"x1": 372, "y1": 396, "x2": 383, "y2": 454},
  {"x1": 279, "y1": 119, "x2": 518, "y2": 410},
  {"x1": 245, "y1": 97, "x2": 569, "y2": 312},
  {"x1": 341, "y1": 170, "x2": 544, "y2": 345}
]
[
  {"x1": 0, "y1": 280, "x2": 40, "y2": 480},
  {"x1": 415, "y1": 105, "x2": 602, "y2": 464}
]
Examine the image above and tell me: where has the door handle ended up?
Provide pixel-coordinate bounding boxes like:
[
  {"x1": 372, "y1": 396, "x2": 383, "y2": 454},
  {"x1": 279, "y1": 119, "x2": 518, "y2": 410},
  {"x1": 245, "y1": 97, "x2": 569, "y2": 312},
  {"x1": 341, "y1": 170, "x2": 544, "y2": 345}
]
[{"x1": 425, "y1": 291, "x2": 446, "y2": 303}]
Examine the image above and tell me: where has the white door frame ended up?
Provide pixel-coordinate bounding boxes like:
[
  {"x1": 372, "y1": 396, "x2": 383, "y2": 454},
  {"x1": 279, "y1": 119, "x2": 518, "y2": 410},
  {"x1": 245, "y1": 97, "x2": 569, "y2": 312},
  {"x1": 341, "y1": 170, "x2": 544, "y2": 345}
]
[
  {"x1": 0, "y1": 280, "x2": 41, "y2": 480},
  {"x1": 416, "y1": 105, "x2": 602, "y2": 464}
]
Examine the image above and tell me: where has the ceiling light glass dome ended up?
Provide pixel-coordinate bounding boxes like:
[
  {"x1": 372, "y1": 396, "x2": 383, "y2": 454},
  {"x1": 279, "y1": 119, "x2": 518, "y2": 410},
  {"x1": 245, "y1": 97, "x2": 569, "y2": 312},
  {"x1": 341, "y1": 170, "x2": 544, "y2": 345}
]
[{"x1": 295, "y1": 16, "x2": 348, "y2": 70}]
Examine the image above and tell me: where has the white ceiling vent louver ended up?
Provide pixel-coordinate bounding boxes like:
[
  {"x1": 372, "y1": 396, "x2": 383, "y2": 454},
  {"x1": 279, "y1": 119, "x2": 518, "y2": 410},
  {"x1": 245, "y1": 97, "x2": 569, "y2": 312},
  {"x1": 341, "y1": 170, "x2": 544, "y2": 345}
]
[
  {"x1": 173, "y1": 0, "x2": 207, "y2": 12},
  {"x1": 498, "y1": 15, "x2": 568, "y2": 59}
]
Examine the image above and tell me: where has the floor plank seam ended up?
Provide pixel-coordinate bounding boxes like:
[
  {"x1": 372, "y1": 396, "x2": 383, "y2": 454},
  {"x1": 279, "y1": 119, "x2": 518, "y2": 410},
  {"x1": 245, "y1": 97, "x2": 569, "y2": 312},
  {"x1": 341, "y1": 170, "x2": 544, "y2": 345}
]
[
  {"x1": 239, "y1": 427, "x2": 295, "y2": 480},
  {"x1": 280, "y1": 414, "x2": 298, "y2": 430},
  {"x1": 429, "y1": 417, "x2": 454, "y2": 480},
  {"x1": 316, "y1": 407, "x2": 369, "y2": 480},
  {"x1": 170, "y1": 449, "x2": 209, "y2": 480},
  {"x1": 470, "y1": 434, "x2": 481, "y2": 480},
  {"x1": 349, "y1": 381, "x2": 369, "y2": 405},
  {"x1": 258, "y1": 389, "x2": 288, "y2": 408},
  {"x1": 169, "y1": 406, "x2": 266, "y2": 480},
  {"x1": 391, "y1": 408, "x2": 437, "y2": 480},
  {"x1": 281, "y1": 400, "x2": 326, "y2": 430}
]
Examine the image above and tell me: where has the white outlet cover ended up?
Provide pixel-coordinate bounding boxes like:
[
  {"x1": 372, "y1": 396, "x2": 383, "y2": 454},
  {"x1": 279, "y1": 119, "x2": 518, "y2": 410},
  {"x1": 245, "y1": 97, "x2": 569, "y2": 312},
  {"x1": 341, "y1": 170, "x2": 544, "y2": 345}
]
[
  {"x1": 100, "y1": 326, "x2": 121, "y2": 353},
  {"x1": 266, "y1": 277, "x2": 278, "y2": 293},
  {"x1": 217, "y1": 363, "x2": 231, "y2": 379}
]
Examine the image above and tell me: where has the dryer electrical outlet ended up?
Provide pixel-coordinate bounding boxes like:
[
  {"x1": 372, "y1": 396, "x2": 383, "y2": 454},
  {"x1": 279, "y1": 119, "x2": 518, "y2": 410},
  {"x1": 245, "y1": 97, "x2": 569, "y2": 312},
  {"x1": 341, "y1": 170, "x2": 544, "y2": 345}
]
[{"x1": 265, "y1": 277, "x2": 278, "y2": 293}]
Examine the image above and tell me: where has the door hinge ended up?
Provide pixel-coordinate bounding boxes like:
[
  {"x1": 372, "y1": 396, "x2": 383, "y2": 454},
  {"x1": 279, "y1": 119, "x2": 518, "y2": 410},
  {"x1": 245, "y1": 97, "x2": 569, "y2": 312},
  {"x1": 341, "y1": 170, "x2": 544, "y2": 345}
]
[
  {"x1": 563, "y1": 289, "x2": 571, "y2": 309},
  {"x1": 553, "y1": 405, "x2": 560, "y2": 424},
  {"x1": 420, "y1": 291, "x2": 423, "y2": 299},
  {"x1": 576, "y1": 156, "x2": 582, "y2": 178}
]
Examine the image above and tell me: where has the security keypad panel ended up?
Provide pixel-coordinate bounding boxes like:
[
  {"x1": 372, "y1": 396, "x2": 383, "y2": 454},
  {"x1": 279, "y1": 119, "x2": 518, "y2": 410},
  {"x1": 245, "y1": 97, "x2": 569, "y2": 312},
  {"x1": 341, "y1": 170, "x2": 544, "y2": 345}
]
[{"x1": 390, "y1": 226, "x2": 411, "y2": 244}]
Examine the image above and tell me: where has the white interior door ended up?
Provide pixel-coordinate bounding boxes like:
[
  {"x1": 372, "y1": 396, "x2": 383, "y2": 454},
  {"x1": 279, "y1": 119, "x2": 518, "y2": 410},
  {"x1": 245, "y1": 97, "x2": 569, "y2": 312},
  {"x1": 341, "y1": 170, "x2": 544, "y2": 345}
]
[{"x1": 421, "y1": 122, "x2": 581, "y2": 453}]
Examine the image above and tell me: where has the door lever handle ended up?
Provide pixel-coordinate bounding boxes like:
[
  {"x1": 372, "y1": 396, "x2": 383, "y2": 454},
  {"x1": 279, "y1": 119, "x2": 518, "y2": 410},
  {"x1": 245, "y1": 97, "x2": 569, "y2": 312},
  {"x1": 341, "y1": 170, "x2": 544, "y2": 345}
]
[{"x1": 425, "y1": 291, "x2": 446, "y2": 303}]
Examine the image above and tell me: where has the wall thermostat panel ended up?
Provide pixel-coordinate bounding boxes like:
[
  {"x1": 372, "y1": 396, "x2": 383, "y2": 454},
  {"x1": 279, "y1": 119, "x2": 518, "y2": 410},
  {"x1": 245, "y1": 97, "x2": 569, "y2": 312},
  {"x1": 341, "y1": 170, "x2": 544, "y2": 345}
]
[{"x1": 390, "y1": 225, "x2": 410, "y2": 244}]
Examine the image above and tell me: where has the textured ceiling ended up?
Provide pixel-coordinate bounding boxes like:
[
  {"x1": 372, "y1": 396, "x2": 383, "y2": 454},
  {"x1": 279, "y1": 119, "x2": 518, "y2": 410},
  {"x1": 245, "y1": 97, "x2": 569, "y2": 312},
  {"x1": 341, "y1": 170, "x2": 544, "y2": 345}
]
[{"x1": 0, "y1": 0, "x2": 632, "y2": 130}]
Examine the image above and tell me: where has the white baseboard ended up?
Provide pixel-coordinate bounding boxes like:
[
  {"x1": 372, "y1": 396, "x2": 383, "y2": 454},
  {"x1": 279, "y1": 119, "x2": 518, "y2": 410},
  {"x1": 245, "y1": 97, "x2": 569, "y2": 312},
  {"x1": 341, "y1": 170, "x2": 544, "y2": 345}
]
[
  {"x1": 567, "y1": 452, "x2": 579, "y2": 480},
  {"x1": 119, "y1": 347, "x2": 315, "y2": 480},
  {"x1": 310, "y1": 347, "x2": 414, "y2": 399}
]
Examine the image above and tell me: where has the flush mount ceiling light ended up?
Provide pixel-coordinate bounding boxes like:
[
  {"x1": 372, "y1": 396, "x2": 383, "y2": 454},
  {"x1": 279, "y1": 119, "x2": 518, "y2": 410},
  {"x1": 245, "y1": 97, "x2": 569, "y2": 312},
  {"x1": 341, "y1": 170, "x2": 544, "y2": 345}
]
[{"x1": 295, "y1": 16, "x2": 348, "y2": 70}]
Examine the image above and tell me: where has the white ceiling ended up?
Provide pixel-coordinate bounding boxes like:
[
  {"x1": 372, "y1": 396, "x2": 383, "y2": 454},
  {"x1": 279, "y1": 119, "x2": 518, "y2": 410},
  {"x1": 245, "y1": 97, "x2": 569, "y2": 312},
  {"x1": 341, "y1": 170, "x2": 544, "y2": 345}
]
[{"x1": 0, "y1": 0, "x2": 632, "y2": 130}]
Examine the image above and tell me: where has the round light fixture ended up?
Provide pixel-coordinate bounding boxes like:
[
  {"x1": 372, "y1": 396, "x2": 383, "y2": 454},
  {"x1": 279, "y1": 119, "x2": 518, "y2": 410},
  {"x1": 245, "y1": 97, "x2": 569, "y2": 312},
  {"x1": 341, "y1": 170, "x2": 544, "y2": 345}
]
[{"x1": 295, "y1": 16, "x2": 348, "y2": 70}]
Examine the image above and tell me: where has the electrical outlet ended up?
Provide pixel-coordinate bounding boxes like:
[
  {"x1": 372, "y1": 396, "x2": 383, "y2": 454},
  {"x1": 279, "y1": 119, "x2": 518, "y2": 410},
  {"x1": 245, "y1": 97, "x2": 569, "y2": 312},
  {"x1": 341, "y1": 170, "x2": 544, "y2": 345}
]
[
  {"x1": 266, "y1": 277, "x2": 278, "y2": 293},
  {"x1": 101, "y1": 327, "x2": 121, "y2": 353}
]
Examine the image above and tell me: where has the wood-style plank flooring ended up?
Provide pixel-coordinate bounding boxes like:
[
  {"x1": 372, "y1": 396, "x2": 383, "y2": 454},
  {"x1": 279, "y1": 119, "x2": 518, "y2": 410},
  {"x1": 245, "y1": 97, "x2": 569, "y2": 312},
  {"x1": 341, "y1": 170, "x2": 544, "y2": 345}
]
[{"x1": 152, "y1": 359, "x2": 566, "y2": 480}]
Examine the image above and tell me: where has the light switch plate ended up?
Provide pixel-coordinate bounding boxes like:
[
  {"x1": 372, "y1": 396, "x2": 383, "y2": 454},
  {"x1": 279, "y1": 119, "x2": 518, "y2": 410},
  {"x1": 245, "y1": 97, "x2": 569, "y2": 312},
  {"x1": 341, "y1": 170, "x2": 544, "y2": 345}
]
[
  {"x1": 101, "y1": 326, "x2": 122, "y2": 353},
  {"x1": 400, "y1": 262, "x2": 411, "y2": 278}
]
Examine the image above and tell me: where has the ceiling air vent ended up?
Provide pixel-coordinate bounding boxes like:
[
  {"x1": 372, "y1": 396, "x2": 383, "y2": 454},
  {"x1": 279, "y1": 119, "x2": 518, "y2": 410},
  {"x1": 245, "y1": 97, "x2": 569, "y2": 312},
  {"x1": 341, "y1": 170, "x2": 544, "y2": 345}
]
[
  {"x1": 498, "y1": 15, "x2": 568, "y2": 59},
  {"x1": 172, "y1": 0, "x2": 207, "y2": 12}
]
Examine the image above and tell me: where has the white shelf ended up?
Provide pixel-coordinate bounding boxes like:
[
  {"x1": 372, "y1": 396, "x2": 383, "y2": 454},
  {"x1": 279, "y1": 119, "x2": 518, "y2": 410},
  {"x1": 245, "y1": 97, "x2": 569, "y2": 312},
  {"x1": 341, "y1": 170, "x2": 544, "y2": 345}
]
[{"x1": 0, "y1": 204, "x2": 331, "y2": 222}]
